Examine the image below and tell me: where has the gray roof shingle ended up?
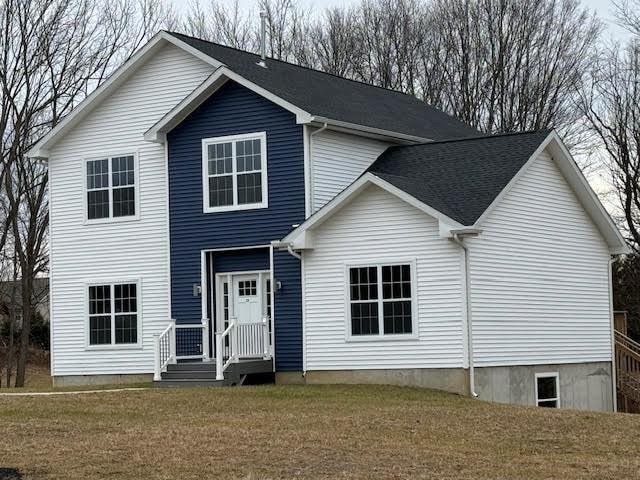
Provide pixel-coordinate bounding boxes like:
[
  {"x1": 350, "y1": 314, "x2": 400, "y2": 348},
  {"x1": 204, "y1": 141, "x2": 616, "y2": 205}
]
[
  {"x1": 367, "y1": 130, "x2": 552, "y2": 225},
  {"x1": 167, "y1": 31, "x2": 478, "y2": 140}
]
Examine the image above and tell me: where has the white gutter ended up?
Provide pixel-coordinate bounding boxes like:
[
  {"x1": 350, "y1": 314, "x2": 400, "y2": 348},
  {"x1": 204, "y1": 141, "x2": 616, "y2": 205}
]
[{"x1": 450, "y1": 228, "x2": 481, "y2": 398}]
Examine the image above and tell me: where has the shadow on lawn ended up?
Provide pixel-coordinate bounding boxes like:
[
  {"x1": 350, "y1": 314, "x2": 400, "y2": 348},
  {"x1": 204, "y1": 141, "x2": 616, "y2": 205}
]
[{"x1": 0, "y1": 468, "x2": 21, "y2": 479}]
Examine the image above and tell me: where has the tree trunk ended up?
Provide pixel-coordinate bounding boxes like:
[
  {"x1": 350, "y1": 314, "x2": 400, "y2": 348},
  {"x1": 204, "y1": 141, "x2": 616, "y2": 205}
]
[{"x1": 14, "y1": 274, "x2": 32, "y2": 387}]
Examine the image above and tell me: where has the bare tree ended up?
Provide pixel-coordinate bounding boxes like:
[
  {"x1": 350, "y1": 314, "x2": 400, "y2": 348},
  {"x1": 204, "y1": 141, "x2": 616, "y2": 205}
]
[
  {"x1": 420, "y1": 0, "x2": 601, "y2": 145},
  {"x1": 580, "y1": 11, "x2": 640, "y2": 250},
  {"x1": 0, "y1": 0, "x2": 171, "y2": 387},
  {"x1": 179, "y1": 0, "x2": 255, "y2": 49}
]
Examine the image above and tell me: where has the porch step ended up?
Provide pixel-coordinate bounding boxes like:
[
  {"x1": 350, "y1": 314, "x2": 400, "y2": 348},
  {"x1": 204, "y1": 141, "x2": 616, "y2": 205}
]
[
  {"x1": 167, "y1": 362, "x2": 216, "y2": 372},
  {"x1": 153, "y1": 378, "x2": 228, "y2": 388},
  {"x1": 155, "y1": 359, "x2": 274, "y2": 388},
  {"x1": 161, "y1": 370, "x2": 219, "y2": 380}
]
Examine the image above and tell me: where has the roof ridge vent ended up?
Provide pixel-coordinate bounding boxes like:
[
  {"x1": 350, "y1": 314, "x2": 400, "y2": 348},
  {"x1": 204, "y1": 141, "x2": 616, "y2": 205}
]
[{"x1": 257, "y1": 11, "x2": 268, "y2": 68}]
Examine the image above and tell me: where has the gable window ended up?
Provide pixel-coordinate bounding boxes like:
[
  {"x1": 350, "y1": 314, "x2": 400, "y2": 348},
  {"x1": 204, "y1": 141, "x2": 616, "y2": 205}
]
[
  {"x1": 86, "y1": 154, "x2": 137, "y2": 221},
  {"x1": 202, "y1": 132, "x2": 268, "y2": 213},
  {"x1": 347, "y1": 262, "x2": 415, "y2": 339},
  {"x1": 88, "y1": 282, "x2": 139, "y2": 347},
  {"x1": 535, "y1": 373, "x2": 560, "y2": 408}
]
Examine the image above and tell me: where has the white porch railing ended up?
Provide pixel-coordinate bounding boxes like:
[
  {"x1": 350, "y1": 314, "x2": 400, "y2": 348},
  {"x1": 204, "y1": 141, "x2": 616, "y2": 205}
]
[
  {"x1": 215, "y1": 316, "x2": 271, "y2": 381},
  {"x1": 153, "y1": 318, "x2": 210, "y2": 381}
]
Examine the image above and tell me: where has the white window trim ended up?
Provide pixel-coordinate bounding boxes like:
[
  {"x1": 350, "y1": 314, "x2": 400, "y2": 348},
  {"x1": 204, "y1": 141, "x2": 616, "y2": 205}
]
[
  {"x1": 535, "y1": 372, "x2": 560, "y2": 408},
  {"x1": 84, "y1": 278, "x2": 143, "y2": 350},
  {"x1": 82, "y1": 150, "x2": 140, "y2": 225},
  {"x1": 344, "y1": 259, "x2": 418, "y2": 342},
  {"x1": 201, "y1": 132, "x2": 269, "y2": 213}
]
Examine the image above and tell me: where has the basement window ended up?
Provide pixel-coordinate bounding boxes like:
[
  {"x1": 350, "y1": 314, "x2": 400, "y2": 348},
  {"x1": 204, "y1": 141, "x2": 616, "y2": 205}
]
[
  {"x1": 535, "y1": 373, "x2": 560, "y2": 408},
  {"x1": 347, "y1": 262, "x2": 416, "y2": 340},
  {"x1": 202, "y1": 132, "x2": 268, "y2": 213}
]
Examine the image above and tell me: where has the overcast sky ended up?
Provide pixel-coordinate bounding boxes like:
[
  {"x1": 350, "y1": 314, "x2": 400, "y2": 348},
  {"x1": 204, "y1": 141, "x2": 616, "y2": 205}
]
[{"x1": 169, "y1": 0, "x2": 631, "y2": 41}]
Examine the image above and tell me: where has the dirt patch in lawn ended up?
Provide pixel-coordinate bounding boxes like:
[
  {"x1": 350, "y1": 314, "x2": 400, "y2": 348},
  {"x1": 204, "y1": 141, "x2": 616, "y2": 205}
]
[{"x1": 0, "y1": 384, "x2": 639, "y2": 479}]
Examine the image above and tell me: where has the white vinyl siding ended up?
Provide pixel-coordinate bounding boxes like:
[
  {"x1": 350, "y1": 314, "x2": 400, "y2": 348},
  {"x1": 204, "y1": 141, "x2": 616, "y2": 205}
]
[
  {"x1": 311, "y1": 129, "x2": 392, "y2": 212},
  {"x1": 467, "y1": 151, "x2": 612, "y2": 367},
  {"x1": 48, "y1": 43, "x2": 214, "y2": 376},
  {"x1": 303, "y1": 185, "x2": 465, "y2": 370}
]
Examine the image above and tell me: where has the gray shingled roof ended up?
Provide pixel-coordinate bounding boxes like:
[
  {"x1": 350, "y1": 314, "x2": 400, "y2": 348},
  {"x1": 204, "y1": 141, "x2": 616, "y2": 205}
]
[
  {"x1": 167, "y1": 31, "x2": 478, "y2": 141},
  {"x1": 367, "y1": 130, "x2": 552, "y2": 226}
]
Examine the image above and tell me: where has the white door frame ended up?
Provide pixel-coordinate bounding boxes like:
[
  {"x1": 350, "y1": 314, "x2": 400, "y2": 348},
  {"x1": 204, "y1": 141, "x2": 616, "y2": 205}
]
[{"x1": 214, "y1": 269, "x2": 273, "y2": 357}]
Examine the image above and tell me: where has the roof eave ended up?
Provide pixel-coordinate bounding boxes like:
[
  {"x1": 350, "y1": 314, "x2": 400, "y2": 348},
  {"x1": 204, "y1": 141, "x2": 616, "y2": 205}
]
[
  {"x1": 282, "y1": 172, "x2": 467, "y2": 249},
  {"x1": 26, "y1": 31, "x2": 223, "y2": 159}
]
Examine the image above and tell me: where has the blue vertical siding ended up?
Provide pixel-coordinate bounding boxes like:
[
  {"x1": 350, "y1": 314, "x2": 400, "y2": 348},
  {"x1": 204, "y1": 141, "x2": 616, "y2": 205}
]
[{"x1": 168, "y1": 80, "x2": 304, "y2": 371}]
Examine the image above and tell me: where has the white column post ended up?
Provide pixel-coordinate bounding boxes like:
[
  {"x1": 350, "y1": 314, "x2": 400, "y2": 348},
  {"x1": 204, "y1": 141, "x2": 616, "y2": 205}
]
[
  {"x1": 153, "y1": 334, "x2": 161, "y2": 381},
  {"x1": 262, "y1": 316, "x2": 270, "y2": 359},
  {"x1": 231, "y1": 317, "x2": 239, "y2": 361},
  {"x1": 215, "y1": 332, "x2": 224, "y2": 380},
  {"x1": 169, "y1": 322, "x2": 177, "y2": 364},
  {"x1": 202, "y1": 317, "x2": 210, "y2": 360}
]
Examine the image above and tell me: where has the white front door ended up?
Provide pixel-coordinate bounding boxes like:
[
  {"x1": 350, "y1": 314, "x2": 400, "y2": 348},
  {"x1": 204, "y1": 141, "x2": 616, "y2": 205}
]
[{"x1": 233, "y1": 275, "x2": 261, "y2": 324}]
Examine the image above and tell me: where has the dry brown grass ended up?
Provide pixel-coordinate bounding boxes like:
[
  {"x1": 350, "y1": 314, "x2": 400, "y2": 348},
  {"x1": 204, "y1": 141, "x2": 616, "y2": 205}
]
[{"x1": 0, "y1": 384, "x2": 639, "y2": 479}]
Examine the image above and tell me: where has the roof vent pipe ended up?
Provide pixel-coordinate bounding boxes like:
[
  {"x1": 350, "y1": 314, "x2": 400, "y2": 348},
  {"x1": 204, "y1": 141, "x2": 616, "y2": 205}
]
[{"x1": 257, "y1": 11, "x2": 267, "y2": 68}]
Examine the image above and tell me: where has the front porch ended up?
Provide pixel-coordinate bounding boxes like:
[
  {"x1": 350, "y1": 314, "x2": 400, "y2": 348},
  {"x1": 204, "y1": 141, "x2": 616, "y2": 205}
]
[{"x1": 153, "y1": 246, "x2": 276, "y2": 385}]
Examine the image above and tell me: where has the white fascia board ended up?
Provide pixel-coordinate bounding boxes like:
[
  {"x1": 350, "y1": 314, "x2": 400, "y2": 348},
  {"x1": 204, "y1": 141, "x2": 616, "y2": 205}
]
[
  {"x1": 26, "y1": 32, "x2": 221, "y2": 160},
  {"x1": 144, "y1": 66, "x2": 313, "y2": 143},
  {"x1": 282, "y1": 172, "x2": 466, "y2": 248},
  {"x1": 310, "y1": 116, "x2": 432, "y2": 144},
  {"x1": 473, "y1": 130, "x2": 629, "y2": 254}
]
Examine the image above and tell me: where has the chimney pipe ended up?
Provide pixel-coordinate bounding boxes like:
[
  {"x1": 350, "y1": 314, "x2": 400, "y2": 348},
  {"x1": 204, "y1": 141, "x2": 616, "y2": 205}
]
[{"x1": 258, "y1": 11, "x2": 267, "y2": 68}]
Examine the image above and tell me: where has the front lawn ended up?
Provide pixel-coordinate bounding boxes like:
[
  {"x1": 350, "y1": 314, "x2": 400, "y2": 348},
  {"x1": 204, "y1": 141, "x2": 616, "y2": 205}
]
[{"x1": 0, "y1": 384, "x2": 638, "y2": 479}]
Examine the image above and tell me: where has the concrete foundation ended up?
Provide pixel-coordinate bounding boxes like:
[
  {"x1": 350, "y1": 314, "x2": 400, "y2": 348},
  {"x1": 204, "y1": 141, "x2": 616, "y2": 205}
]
[
  {"x1": 299, "y1": 368, "x2": 470, "y2": 396},
  {"x1": 294, "y1": 361, "x2": 613, "y2": 412},
  {"x1": 474, "y1": 361, "x2": 613, "y2": 412},
  {"x1": 52, "y1": 373, "x2": 153, "y2": 387}
]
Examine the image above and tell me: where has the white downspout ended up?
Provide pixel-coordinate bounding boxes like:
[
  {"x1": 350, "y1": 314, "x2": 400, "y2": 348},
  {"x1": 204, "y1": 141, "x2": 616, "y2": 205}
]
[{"x1": 451, "y1": 230, "x2": 480, "y2": 398}]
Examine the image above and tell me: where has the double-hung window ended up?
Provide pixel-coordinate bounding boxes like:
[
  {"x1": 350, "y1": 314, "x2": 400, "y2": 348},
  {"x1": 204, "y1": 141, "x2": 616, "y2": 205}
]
[
  {"x1": 86, "y1": 154, "x2": 137, "y2": 221},
  {"x1": 202, "y1": 132, "x2": 268, "y2": 212},
  {"x1": 88, "y1": 282, "x2": 139, "y2": 347},
  {"x1": 347, "y1": 262, "x2": 416, "y2": 339}
]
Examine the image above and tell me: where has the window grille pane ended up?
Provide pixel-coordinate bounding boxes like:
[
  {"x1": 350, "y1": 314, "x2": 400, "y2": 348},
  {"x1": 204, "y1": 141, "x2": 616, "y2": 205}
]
[
  {"x1": 351, "y1": 302, "x2": 379, "y2": 335},
  {"x1": 236, "y1": 139, "x2": 261, "y2": 172},
  {"x1": 383, "y1": 300, "x2": 412, "y2": 334},
  {"x1": 349, "y1": 267, "x2": 378, "y2": 301},
  {"x1": 89, "y1": 315, "x2": 111, "y2": 345},
  {"x1": 208, "y1": 143, "x2": 233, "y2": 175},
  {"x1": 111, "y1": 156, "x2": 135, "y2": 187},
  {"x1": 89, "y1": 285, "x2": 111, "y2": 315},
  {"x1": 238, "y1": 280, "x2": 257, "y2": 296},
  {"x1": 538, "y1": 400, "x2": 558, "y2": 408},
  {"x1": 114, "y1": 283, "x2": 137, "y2": 313},
  {"x1": 113, "y1": 186, "x2": 135, "y2": 217},
  {"x1": 237, "y1": 173, "x2": 262, "y2": 205},
  {"x1": 382, "y1": 264, "x2": 411, "y2": 299},
  {"x1": 209, "y1": 176, "x2": 233, "y2": 207},
  {"x1": 115, "y1": 314, "x2": 137, "y2": 344},
  {"x1": 87, "y1": 190, "x2": 110, "y2": 219},
  {"x1": 87, "y1": 159, "x2": 109, "y2": 189}
]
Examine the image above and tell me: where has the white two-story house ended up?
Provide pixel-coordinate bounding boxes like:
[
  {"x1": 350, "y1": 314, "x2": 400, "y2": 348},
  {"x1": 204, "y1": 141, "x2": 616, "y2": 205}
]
[{"x1": 28, "y1": 31, "x2": 627, "y2": 411}]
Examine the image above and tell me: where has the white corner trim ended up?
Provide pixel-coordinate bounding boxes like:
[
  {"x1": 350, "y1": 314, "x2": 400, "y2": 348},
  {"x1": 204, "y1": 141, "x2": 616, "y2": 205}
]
[
  {"x1": 282, "y1": 172, "x2": 466, "y2": 246},
  {"x1": 473, "y1": 131, "x2": 628, "y2": 254}
]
